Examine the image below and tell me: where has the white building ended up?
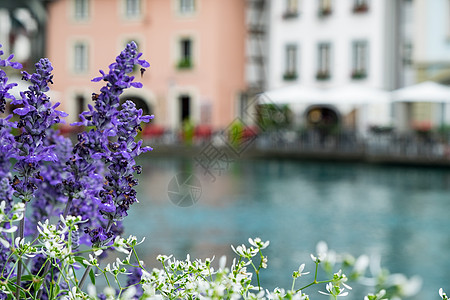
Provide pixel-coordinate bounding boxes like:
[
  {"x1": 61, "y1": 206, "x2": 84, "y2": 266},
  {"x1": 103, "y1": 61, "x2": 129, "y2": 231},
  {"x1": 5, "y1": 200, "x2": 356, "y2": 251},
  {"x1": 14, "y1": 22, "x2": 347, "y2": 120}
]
[
  {"x1": 394, "y1": 0, "x2": 450, "y2": 131},
  {"x1": 264, "y1": 0, "x2": 413, "y2": 133}
]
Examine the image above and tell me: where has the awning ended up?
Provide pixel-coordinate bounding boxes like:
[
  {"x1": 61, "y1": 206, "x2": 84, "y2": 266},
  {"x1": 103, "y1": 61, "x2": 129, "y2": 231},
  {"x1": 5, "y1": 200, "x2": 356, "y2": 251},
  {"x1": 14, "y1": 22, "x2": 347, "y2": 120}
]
[{"x1": 391, "y1": 81, "x2": 450, "y2": 102}]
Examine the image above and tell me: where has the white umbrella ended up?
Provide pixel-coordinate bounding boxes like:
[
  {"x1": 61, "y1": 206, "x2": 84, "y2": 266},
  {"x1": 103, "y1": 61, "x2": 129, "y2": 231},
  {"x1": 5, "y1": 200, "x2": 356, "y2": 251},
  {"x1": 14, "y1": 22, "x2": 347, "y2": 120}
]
[
  {"x1": 324, "y1": 84, "x2": 390, "y2": 104},
  {"x1": 259, "y1": 85, "x2": 325, "y2": 105},
  {"x1": 391, "y1": 81, "x2": 450, "y2": 102}
]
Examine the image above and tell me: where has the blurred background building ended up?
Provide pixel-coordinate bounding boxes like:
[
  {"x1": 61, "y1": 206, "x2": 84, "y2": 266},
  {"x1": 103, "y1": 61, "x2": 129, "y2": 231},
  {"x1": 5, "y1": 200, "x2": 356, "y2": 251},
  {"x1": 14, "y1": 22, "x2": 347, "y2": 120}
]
[
  {"x1": 44, "y1": 0, "x2": 247, "y2": 134},
  {"x1": 2, "y1": 0, "x2": 450, "y2": 140}
]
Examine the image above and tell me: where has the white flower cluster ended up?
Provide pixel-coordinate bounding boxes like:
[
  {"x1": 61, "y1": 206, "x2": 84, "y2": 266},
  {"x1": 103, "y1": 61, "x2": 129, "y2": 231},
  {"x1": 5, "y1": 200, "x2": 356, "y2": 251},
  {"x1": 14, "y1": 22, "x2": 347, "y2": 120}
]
[
  {"x1": 37, "y1": 215, "x2": 86, "y2": 260},
  {"x1": 0, "y1": 201, "x2": 25, "y2": 248},
  {"x1": 2, "y1": 228, "x2": 431, "y2": 300},
  {"x1": 129, "y1": 238, "x2": 309, "y2": 300}
]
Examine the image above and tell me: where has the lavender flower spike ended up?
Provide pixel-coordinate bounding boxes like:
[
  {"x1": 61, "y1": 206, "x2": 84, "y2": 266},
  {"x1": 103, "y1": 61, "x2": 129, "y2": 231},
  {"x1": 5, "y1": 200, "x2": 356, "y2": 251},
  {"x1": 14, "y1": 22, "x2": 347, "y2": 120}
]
[
  {"x1": 81, "y1": 41, "x2": 152, "y2": 247},
  {"x1": 0, "y1": 44, "x2": 22, "y2": 114},
  {"x1": 11, "y1": 58, "x2": 67, "y2": 202}
]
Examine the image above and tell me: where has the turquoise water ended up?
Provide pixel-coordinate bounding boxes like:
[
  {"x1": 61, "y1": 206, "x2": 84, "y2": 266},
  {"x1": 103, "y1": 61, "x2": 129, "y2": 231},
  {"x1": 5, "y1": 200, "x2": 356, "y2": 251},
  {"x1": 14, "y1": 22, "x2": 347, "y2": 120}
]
[{"x1": 125, "y1": 156, "x2": 450, "y2": 299}]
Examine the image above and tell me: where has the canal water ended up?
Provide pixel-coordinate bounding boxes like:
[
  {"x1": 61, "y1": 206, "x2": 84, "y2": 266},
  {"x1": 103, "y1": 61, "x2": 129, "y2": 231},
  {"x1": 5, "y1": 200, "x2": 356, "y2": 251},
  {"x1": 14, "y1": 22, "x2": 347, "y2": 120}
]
[{"x1": 124, "y1": 155, "x2": 450, "y2": 299}]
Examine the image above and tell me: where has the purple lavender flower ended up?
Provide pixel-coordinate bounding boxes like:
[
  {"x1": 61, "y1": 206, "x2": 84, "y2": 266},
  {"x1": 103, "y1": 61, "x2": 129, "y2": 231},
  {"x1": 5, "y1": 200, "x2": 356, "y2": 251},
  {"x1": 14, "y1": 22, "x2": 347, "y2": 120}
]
[
  {"x1": 0, "y1": 43, "x2": 21, "y2": 210},
  {"x1": 0, "y1": 44, "x2": 22, "y2": 114},
  {"x1": 27, "y1": 129, "x2": 73, "y2": 236},
  {"x1": 68, "y1": 42, "x2": 151, "y2": 246},
  {"x1": 96, "y1": 101, "x2": 152, "y2": 224},
  {"x1": 10, "y1": 58, "x2": 67, "y2": 203}
]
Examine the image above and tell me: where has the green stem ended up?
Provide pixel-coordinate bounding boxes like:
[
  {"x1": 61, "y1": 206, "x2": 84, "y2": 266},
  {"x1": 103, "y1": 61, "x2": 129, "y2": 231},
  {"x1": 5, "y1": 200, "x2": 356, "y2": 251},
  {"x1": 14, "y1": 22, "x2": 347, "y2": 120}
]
[
  {"x1": 249, "y1": 260, "x2": 261, "y2": 290},
  {"x1": 314, "y1": 260, "x2": 319, "y2": 282},
  {"x1": 78, "y1": 264, "x2": 92, "y2": 289},
  {"x1": 15, "y1": 203, "x2": 26, "y2": 300},
  {"x1": 79, "y1": 219, "x2": 113, "y2": 289},
  {"x1": 37, "y1": 195, "x2": 74, "y2": 299},
  {"x1": 297, "y1": 279, "x2": 333, "y2": 293},
  {"x1": 132, "y1": 247, "x2": 143, "y2": 268}
]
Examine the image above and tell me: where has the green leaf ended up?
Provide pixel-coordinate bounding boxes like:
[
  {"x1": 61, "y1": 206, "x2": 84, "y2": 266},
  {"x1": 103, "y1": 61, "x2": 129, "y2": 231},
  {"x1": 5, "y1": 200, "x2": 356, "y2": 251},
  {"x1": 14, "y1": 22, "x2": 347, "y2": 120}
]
[
  {"x1": 18, "y1": 275, "x2": 34, "y2": 282},
  {"x1": 89, "y1": 268, "x2": 96, "y2": 286},
  {"x1": 74, "y1": 255, "x2": 87, "y2": 267},
  {"x1": 5, "y1": 282, "x2": 27, "y2": 299}
]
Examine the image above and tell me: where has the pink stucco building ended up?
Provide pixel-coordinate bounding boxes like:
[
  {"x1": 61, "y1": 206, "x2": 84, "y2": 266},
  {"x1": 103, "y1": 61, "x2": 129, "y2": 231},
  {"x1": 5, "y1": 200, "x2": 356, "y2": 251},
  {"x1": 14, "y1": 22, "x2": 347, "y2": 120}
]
[{"x1": 46, "y1": 0, "x2": 247, "y2": 132}]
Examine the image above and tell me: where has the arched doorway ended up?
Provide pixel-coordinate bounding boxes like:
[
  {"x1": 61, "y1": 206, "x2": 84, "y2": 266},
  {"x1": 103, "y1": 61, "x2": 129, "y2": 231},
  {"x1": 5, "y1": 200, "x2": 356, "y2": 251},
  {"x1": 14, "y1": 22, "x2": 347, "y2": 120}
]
[
  {"x1": 305, "y1": 105, "x2": 340, "y2": 129},
  {"x1": 305, "y1": 105, "x2": 342, "y2": 143},
  {"x1": 304, "y1": 105, "x2": 341, "y2": 146},
  {"x1": 119, "y1": 96, "x2": 152, "y2": 116}
]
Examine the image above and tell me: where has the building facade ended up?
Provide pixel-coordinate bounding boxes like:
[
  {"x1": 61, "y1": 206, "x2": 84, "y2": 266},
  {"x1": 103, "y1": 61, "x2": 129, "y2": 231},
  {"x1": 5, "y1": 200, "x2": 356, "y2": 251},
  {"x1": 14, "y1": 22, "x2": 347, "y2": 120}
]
[
  {"x1": 267, "y1": 0, "x2": 407, "y2": 90},
  {"x1": 396, "y1": 0, "x2": 450, "y2": 131},
  {"x1": 413, "y1": 0, "x2": 450, "y2": 83},
  {"x1": 46, "y1": 0, "x2": 247, "y2": 131},
  {"x1": 265, "y1": 0, "x2": 413, "y2": 132}
]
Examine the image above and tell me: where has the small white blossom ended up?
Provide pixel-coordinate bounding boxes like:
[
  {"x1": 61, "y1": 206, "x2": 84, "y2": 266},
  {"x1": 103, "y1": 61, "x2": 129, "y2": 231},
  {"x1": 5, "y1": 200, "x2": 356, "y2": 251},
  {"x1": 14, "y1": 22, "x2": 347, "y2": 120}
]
[
  {"x1": 440, "y1": 288, "x2": 449, "y2": 300},
  {"x1": 83, "y1": 254, "x2": 99, "y2": 267},
  {"x1": 248, "y1": 237, "x2": 270, "y2": 250},
  {"x1": 353, "y1": 254, "x2": 370, "y2": 276},
  {"x1": 0, "y1": 225, "x2": 17, "y2": 248},
  {"x1": 261, "y1": 256, "x2": 268, "y2": 269},
  {"x1": 219, "y1": 255, "x2": 227, "y2": 270},
  {"x1": 113, "y1": 236, "x2": 130, "y2": 254},
  {"x1": 11, "y1": 202, "x2": 25, "y2": 221},
  {"x1": 14, "y1": 237, "x2": 39, "y2": 258},
  {"x1": 156, "y1": 254, "x2": 173, "y2": 263},
  {"x1": 62, "y1": 286, "x2": 89, "y2": 300},
  {"x1": 126, "y1": 235, "x2": 145, "y2": 247},
  {"x1": 231, "y1": 244, "x2": 258, "y2": 258},
  {"x1": 364, "y1": 289, "x2": 387, "y2": 300},
  {"x1": 319, "y1": 282, "x2": 349, "y2": 297},
  {"x1": 293, "y1": 263, "x2": 310, "y2": 278}
]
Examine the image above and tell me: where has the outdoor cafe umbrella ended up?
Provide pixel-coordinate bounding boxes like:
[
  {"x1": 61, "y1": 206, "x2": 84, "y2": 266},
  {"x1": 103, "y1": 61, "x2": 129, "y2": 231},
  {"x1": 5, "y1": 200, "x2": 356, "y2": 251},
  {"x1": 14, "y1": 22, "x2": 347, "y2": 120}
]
[
  {"x1": 323, "y1": 84, "x2": 390, "y2": 105},
  {"x1": 259, "y1": 84, "x2": 325, "y2": 105},
  {"x1": 391, "y1": 81, "x2": 450, "y2": 129},
  {"x1": 391, "y1": 81, "x2": 450, "y2": 103}
]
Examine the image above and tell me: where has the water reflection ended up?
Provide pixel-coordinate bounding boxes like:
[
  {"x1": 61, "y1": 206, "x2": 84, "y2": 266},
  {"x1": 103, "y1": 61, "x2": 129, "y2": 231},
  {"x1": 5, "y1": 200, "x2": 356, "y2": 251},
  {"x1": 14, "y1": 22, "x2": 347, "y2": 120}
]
[{"x1": 125, "y1": 155, "x2": 450, "y2": 299}]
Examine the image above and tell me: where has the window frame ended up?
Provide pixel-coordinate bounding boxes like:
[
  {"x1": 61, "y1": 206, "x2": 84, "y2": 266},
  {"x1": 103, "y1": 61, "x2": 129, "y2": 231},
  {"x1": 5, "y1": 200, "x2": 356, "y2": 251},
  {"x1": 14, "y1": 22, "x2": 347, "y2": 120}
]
[
  {"x1": 353, "y1": 0, "x2": 369, "y2": 13},
  {"x1": 351, "y1": 40, "x2": 368, "y2": 79},
  {"x1": 177, "y1": 37, "x2": 194, "y2": 70},
  {"x1": 318, "y1": 0, "x2": 332, "y2": 17},
  {"x1": 179, "y1": 0, "x2": 196, "y2": 14},
  {"x1": 283, "y1": 0, "x2": 299, "y2": 19},
  {"x1": 317, "y1": 42, "x2": 331, "y2": 80},
  {"x1": 73, "y1": 0, "x2": 89, "y2": 20},
  {"x1": 124, "y1": 0, "x2": 142, "y2": 19},
  {"x1": 283, "y1": 44, "x2": 298, "y2": 81},
  {"x1": 73, "y1": 41, "x2": 89, "y2": 74}
]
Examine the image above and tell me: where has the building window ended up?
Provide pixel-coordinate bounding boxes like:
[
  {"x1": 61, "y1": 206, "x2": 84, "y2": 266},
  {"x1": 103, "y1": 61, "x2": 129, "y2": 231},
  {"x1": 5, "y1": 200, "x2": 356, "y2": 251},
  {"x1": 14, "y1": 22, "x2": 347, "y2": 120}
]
[
  {"x1": 74, "y1": 0, "x2": 89, "y2": 20},
  {"x1": 403, "y1": 42, "x2": 413, "y2": 65},
  {"x1": 76, "y1": 95, "x2": 86, "y2": 120},
  {"x1": 318, "y1": 0, "x2": 332, "y2": 17},
  {"x1": 179, "y1": 0, "x2": 195, "y2": 14},
  {"x1": 74, "y1": 42, "x2": 88, "y2": 73},
  {"x1": 125, "y1": 0, "x2": 141, "y2": 18},
  {"x1": 353, "y1": 0, "x2": 369, "y2": 13},
  {"x1": 283, "y1": 45, "x2": 298, "y2": 81},
  {"x1": 317, "y1": 43, "x2": 331, "y2": 80},
  {"x1": 351, "y1": 41, "x2": 368, "y2": 79},
  {"x1": 179, "y1": 95, "x2": 191, "y2": 122},
  {"x1": 177, "y1": 38, "x2": 193, "y2": 70},
  {"x1": 283, "y1": 0, "x2": 299, "y2": 19}
]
